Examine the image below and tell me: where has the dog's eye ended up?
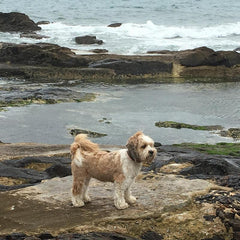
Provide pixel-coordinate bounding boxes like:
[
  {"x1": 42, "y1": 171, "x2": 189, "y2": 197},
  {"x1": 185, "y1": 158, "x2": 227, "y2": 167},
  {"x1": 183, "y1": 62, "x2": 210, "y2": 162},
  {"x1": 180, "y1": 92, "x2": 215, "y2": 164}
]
[{"x1": 141, "y1": 144, "x2": 147, "y2": 149}]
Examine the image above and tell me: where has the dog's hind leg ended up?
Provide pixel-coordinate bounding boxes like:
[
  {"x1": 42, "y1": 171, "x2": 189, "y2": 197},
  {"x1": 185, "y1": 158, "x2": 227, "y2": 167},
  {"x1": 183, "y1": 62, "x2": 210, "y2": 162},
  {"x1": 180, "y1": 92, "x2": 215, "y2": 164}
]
[
  {"x1": 71, "y1": 166, "x2": 86, "y2": 207},
  {"x1": 83, "y1": 177, "x2": 91, "y2": 203}
]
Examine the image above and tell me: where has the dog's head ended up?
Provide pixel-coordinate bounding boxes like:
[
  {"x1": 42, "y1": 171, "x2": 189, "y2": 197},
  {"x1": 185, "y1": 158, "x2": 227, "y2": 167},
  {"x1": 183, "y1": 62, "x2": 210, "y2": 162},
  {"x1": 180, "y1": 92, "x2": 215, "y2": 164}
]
[{"x1": 126, "y1": 131, "x2": 157, "y2": 164}]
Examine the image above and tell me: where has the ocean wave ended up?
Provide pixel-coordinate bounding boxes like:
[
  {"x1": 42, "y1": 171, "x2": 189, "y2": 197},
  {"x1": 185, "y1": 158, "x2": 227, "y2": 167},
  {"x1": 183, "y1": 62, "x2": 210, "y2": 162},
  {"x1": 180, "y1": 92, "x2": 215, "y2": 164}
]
[
  {"x1": 40, "y1": 20, "x2": 240, "y2": 39},
  {"x1": 8, "y1": 20, "x2": 240, "y2": 54}
]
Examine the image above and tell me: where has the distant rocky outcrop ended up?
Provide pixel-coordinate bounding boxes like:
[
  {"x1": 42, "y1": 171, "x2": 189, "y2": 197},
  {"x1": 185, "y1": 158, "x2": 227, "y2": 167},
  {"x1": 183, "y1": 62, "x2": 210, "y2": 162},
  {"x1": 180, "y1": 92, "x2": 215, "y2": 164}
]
[
  {"x1": 0, "y1": 12, "x2": 41, "y2": 32},
  {"x1": 0, "y1": 42, "x2": 240, "y2": 82},
  {"x1": 107, "y1": 23, "x2": 122, "y2": 27},
  {"x1": 36, "y1": 20, "x2": 50, "y2": 25},
  {"x1": 75, "y1": 35, "x2": 104, "y2": 45}
]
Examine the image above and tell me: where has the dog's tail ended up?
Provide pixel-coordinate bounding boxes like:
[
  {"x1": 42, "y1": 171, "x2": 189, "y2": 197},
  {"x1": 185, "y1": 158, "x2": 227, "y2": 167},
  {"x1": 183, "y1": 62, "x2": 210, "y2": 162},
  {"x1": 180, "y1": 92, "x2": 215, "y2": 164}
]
[{"x1": 70, "y1": 134, "x2": 100, "y2": 158}]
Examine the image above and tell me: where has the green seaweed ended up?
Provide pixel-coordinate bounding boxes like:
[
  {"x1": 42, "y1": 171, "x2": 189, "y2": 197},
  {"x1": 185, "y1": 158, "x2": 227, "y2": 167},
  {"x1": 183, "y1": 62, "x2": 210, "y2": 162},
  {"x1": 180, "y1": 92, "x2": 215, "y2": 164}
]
[
  {"x1": 174, "y1": 142, "x2": 240, "y2": 156},
  {"x1": 155, "y1": 121, "x2": 223, "y2": 131}
]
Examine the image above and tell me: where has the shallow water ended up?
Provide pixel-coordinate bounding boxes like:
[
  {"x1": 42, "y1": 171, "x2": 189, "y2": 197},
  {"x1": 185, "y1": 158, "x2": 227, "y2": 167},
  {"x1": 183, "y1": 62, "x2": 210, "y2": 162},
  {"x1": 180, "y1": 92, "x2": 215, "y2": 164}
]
[{"x1": 0, "y1": 82, "x2": 239, "y2": 145}]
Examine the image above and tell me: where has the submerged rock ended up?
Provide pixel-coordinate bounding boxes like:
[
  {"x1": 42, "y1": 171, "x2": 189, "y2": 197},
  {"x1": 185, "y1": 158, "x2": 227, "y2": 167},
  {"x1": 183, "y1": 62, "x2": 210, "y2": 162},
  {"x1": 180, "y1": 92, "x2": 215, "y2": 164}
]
[
  {"x1": 0, "y1": 86, "x2": 96, "y2": 109},
  {"x1": 70, "y1": 129, "x2": 107, "y2": 138},
  {"x1": 218, "y1": 128, "x2": 240, "y2": 139},
  {"x1": 0, "y1": 12, "x2": 41, "y2": 32}
]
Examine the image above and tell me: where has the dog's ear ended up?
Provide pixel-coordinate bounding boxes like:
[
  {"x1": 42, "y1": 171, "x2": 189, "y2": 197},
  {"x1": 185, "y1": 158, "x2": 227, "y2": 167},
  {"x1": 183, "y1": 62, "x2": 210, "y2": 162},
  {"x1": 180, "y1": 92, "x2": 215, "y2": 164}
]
[{"x1": 126, "y1": 131, "x2": 142, "y2": 162}]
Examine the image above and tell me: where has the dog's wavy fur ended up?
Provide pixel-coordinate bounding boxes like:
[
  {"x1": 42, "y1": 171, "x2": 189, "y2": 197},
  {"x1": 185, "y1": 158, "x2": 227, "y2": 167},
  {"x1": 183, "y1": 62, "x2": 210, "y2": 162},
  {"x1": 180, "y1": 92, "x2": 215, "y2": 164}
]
[{"x1": 70, "y1": 131, "x2": 156, "y2": 209}]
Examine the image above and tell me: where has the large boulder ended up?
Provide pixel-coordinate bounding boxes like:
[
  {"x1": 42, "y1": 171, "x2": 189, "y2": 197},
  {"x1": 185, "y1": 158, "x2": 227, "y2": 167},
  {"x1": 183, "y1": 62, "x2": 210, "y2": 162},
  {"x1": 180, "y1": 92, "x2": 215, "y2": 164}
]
[
  {"x1": 0, "y1": 42, "x2": 89, "y2": 67},
  {"x1": 107, "y1": 23, "x2": 122, "y2": 27},
  {"x1": 0, "y1": 12, "x2": 41, "y2": 32},
  {"x1": 175, "y1": 47, "x2": 226, "y2": 67}
]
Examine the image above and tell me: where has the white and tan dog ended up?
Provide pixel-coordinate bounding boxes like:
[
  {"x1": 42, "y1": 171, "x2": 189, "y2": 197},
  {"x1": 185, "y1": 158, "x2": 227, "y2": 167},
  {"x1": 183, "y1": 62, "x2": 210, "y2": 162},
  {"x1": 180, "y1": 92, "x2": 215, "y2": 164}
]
[{"x1": 70, "y1": 131, "x2": 157, "y2": 209}]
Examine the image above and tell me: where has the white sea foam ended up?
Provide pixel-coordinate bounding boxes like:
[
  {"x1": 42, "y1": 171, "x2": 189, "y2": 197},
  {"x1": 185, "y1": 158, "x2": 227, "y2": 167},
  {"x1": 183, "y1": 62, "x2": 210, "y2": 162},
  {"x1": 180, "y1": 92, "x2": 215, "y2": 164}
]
[{"x1": 3, "y1": 20, "x2": 240, "y2": 54}]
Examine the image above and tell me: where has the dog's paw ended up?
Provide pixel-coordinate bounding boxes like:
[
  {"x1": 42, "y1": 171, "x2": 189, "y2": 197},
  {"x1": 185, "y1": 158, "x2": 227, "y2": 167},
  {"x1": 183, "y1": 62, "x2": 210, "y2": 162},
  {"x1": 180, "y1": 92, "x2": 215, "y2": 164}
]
[
  {"x1": 126, "y1": 195, "x2": 137, "y2": 205},
  {"x1": 72, "y1": 196, "x2": 85, "y2": 207},
  {"x1": 114, "y1": 200, "x2": 129, "y2": 210}
]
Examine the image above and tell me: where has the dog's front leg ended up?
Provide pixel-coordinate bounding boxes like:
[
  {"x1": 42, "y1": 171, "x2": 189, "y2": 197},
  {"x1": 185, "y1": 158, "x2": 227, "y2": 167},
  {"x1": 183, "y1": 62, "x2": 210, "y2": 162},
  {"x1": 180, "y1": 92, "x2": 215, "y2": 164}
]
[
  {"x1": 114, "y1": 181, "x2": 129, "y2": 210},
  {"x1": 125, "y1": 185, "x2": 137, "y2": 205}
]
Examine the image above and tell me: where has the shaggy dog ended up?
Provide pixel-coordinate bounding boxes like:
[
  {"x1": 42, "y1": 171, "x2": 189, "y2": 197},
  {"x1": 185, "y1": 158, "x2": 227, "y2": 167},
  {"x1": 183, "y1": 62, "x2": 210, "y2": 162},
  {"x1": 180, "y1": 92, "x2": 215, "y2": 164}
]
[{"x1": 70, "y1": 131, "x2": 157, "y2": 209}]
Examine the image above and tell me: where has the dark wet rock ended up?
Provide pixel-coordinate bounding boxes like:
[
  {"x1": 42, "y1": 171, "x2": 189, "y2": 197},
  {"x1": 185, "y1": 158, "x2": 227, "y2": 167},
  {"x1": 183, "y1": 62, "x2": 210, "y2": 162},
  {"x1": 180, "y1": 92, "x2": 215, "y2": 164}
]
[
  {"x1": 37, "y1": 233, "x2": 54, "y2": 240},
  {"x1": 218, "y1": 128, "x2": 240, "y2": 139},
  {"x1": 0, "y1": 233, "x2": 138, "y2": 240},
  {"x1": 197, "y1": 190, "x2": 240, "y2": 240},
  {"x1": 175, "y1": 46, "x2": 226, "y2": 67},
  {"x1": 45, "y1": 164, "x2": 71, "y2": 178},
  {"x1": 107, "y1": 23, "x2": 122, "y2": 27},
  {"x1": 91, "y1": 49, "x2": 108, "y2": 54},
  {"x1": 2, "y1": 232, "x2": 27, "y2": 240},
  {"x1": 216, "y1": 175, "x2": 240, "y2": 190},
  {"x1": 140, "y1": 231, "x2": 164, "y2": 240},
  {"x1": 89, "y1": 58, "x2": 172, "y2": 75},
  {"x1": 147, "y1": 145, "x2": 240, "y2": 189},
  {"x1": 217, "y1": 51, "x2": 240, "y2": 67},
  {"x1": 0, "y1": 156, "x2": 71, "y2": 191},
  {"x1": 70, "y1": 129, "x2": 107, "y2": 138},
  {"x1": 75, "y1": 35, "x2": 104, "y2": 45},
  {"x1": 0, "y1": 42, "x2": 89, "y2": 67},
  {"x1": 203, "y1": 215, "x2": 216, "y2": 222},
  {"x1": 20, "y1": 32, "x2": 49, "y2": 39},
  {"x1": 0, "y1": 12, "x2": 41, "y2": 32}
]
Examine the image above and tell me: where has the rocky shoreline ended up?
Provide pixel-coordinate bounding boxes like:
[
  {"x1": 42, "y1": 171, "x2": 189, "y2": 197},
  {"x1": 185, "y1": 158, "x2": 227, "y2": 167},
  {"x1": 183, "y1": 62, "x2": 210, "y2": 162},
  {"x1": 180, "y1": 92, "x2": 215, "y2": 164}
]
[
  {"x1": 0, "y1": 141, "x2": 239, "y2": 240},
  {"x1": 0, "y1": 12, "x2": 240, "y2": 240}
]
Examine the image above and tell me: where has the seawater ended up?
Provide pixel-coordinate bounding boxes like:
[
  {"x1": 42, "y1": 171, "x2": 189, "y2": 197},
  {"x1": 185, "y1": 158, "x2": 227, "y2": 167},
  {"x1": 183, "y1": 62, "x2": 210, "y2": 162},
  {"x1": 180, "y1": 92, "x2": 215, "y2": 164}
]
[
  {"x1": 0, "y1": 0, "x2": 240, "y2": 54},
  {"x1": 0, "y1": 82, "x2": 239, "y2": 145}
]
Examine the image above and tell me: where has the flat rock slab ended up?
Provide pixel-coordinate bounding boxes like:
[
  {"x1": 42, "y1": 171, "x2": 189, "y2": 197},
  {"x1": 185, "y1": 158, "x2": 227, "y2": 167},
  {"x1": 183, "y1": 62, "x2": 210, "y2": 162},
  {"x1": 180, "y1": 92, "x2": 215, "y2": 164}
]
[
  {"x1": 0, "y1": 173, "x2": 216, "y2": 235},
  {"x1": 0, "y1": 143, "x2": 70, "y2": 161}
]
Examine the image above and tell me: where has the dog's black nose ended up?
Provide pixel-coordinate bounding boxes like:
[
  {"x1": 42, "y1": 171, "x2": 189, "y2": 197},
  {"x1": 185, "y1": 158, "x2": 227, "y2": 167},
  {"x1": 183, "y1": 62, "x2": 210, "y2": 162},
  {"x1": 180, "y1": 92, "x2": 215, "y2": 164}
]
[{"x1": 149, "y1": 150, "x2": 154, "y2": 155}]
